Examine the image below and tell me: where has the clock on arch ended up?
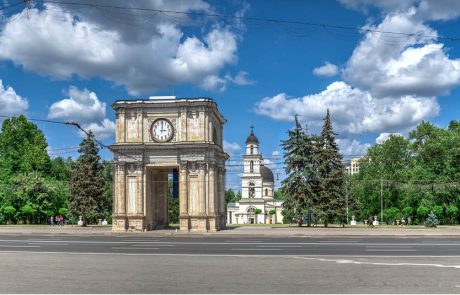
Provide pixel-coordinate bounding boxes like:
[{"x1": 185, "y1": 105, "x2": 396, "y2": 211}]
[{"x1": 150, "y1": 118, "x2": 174, "y2": 142}]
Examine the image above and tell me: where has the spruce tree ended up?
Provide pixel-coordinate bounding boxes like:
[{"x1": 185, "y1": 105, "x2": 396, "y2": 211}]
[
  {"x1": 281, "y1": 116, "x2": 320, "y2": 226},
  {"x1": 317, "y1": 109, "x2": 346, "y2": 227},
  {"x1": 69, "y1": 132, "x2": 105, "y2": 226}
]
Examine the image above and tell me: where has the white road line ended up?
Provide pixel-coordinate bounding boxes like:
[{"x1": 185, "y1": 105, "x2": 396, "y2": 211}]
[
  {"x1": 0, "y1": 239, "x2": 458, "y2": 246},
  {"x1": 27, "y1": 238, "x2": 62, "y2": 241},
  {"x1": 121, "y1": 240, "x2": 160, "y2": 242},
  {"x1": 366, "y1": 249, "x2": 417, "y2": 252},
  {"x1": 232, "y1": 248, "x2": 281, "y2": 251},
  {"x1": 131, "y1": 244, "x2": 175, "y2": 247},
  {"x1": 294, "y1": 256, "x2": 460, "y2": 269},
  {"x1": 0, "y1": 250, "x2": 460, "y2": 258},
  {"x1": 28, "y1": 243, "x2": 69, "y2": 246},
  {"x1": 366, "y1": 245, "x2": 413, "y2": 248},
  {"x1": 112, "y1": 247, "x2": 160, "y2": 250},
  {"x1": 257, "y1": 245, "x2": 301, "y2": 248},
  {"x1": 0, "y1": 245, "x2": 40, "y2": 248}
]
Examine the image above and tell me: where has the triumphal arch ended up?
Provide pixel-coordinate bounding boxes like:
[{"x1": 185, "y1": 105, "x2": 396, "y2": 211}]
[{"x1": 111, "y1": 97, "x2": 228, "y2": 232}]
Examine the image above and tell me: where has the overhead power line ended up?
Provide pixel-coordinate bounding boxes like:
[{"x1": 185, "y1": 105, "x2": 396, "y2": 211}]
[{"x1": 9, "y1": 0, "x2": 457, "y2": 42}]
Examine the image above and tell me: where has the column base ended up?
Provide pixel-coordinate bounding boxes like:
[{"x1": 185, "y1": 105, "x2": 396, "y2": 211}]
[{"x1": 112, "y1": 215, "x2": 127, "y2": 232}]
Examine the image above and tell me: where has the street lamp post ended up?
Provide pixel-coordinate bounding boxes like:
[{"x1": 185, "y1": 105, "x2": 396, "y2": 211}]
[{"x1": 380, "y1": 178, "x2": 384, "y2": 224}]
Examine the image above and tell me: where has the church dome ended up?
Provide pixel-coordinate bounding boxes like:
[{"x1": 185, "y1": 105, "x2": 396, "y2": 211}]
[
  {"x1": 245, "y1": 129, "x2": 259, "y2": 145},
  {"x1": 260, "y1": 165, "x2": 274, "y2": 183}
]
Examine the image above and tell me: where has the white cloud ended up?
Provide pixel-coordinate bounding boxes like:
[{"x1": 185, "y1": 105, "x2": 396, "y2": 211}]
[
  {"x1": 202, "y1": 71, "x2": 255, "y2": 92},
  {"x1": 225, "y1": 71, "x2": 255, "y2": 85},
  {"x1": 375, "y1": 132, "x2": 403, "y2": 144},
  {"x1": 0, "y1": 2, "x2": 239, "y2": 95},
  {"x1": 48, "y1": 86, "x2": 105, "y2": 124},
  {"x1": 48, "y1": 86, "x2": 114, "y2": 139},
  {"x1": 201, "y1": 75, "x2": 227, "y2": 92},
  {"x1": 255, "y1": 81, "x2": 439, "y2": 134},
  {"x1": 0, "y1": 80, "x2": 28, "y2": 116},
  {"x1": 344, "y1": 13, "x2": 460, "y2": 98},
  {"x1": 340, "y1": 0, "x2": 460, "y2": 21},
  {"x1": 337, "y1": 138, "x2": 371, "y2": 156},
  {"x1": 272, "y1": 150, "x2": 280, "y2": 157},
  {"x1": 313, "y1": 62, "x2": 339, "y2": 77},
  {"x1": 81, "y1": 118, "x2": 116, "y2": 140},
  {"x1": 223, "y1": 140, "x2": 241, "y2": 152}
]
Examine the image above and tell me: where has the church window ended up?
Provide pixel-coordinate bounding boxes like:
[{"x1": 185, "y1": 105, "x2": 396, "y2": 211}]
[
  {"x1": 248, "y1": 182, "x2": 255, "y2": 198},
  {"x1": 265, "y1": 188, "x2": 268, "y2": 196},
  {"x1": 250, "y1": 161, "x2": 254, "y2": 173},
  {"x1": 250, "y1": 145, "x2": 254, "y2": 154}
]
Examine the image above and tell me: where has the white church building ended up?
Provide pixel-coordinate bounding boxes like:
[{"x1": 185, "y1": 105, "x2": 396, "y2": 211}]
[{"x1": 227, "y1": 128, "x2": 284, "y2": 224}]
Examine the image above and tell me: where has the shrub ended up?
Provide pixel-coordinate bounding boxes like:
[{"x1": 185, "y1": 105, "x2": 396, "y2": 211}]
[
  {"x1": 384, "y1": 207, "x2": 401, "y2": 224},
  {"x1": 446, "y1": 205, "x2": 458, "y2": 224},
  {"x1": 417, "y1": 206, "x2": 430, "y2": 220},
  {"x1": 424, "y1": 211, "x2": 439, "y2": 228},
  {"x1": 255, "y1": 208, "x2": 263, "y2": 214}
]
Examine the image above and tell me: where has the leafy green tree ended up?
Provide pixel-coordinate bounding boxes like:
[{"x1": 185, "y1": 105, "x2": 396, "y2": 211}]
[
  {"x1": 446, "y1": 205, "x2": 458, "y2": 225},
  {"x1": 167, "y1": 180, "x2": 179, "y2": 224},
  {"x1": 69, "y1": 132, "x2": 104, "y2": 226},
  {"x1": 2, "y1": 206, "x2": 16, "y2": 224},
  {"x1": 417, "y1": 205, "x2": 430, "y2": 221},
  {"x1": 0, "y1": 116, "x2": 51, "y2": 177},
  {"x1": 316, "y1": 110, "x2": 346, "y2": 227},
  {"x1": 20, "y1": 204, "x2": 35, "y2": 224},
  {"x1": 384, "y1": 207, "x2": 401, "y2": 224},
  {"x1": 100, "y1": 160, "x2": 113, "y2": 222},
  {"x1": 274, "y1": 189, "x2": 287, "y2": 200},
  {"x1": 50, "y1": 157, "x2": 73, "y2": 181},
  {"x1": 225, "y1": 188, "x2": 241, "y2": 204}
]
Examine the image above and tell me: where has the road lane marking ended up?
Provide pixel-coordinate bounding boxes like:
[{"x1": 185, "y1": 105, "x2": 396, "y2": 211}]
[
  {"x1": 232, "y1": 248, "x2": 281, "y2": 251},
  {"x1": 293, "y1": 256, "x2": 460, "y2": 269},
  {"x1": 365, "y1": 249, "x2": 417, "y2": 252},
  {"x1": 0, "y1": 239, "x2": 459, "y2": 246},
  {"x1": 0, "y1": 245, "x2": 40, "y2": 248},
  {"x1": 257, "y1": 245, "x2": 301, "y2": 248},
  {"x1": 112, "y1": 247, "x2": 160, "y2": 250},
  {"x1": 131, "y1": 244, "x2": 175, "y2": 247},
  {"x1": 28, "y1": 243, "x2": 68, "y2": 246},
  {"x1": 27, "y1": 238, "x2": 62, "y2": 241},
  {"x1": 1, "y1": 250, "x2": 460, "y2": 258},
  {"x1": 121, "y1": 240, "x2": 160, "y2": 242}
]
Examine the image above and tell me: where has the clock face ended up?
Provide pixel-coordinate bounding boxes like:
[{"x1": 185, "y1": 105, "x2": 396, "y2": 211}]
[{"x1": 151, "y1": 118, "x2": 174, "y2": 142}]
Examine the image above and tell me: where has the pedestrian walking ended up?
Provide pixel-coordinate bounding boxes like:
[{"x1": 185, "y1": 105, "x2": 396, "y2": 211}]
[
  {"x1": 59, "y1": 215, "x2": 63, "y2": 226},
  {"x1": 49, "y1": 216, "x2": 54, "y2": 227},
  {"x1": 367, "y1": 216, "x2": 374, "y2": 228}
]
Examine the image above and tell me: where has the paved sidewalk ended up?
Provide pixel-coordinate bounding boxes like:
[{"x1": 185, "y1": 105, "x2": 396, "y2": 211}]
[{"x1": 0, "y1": 225, "x2": 460, "y2": 236}]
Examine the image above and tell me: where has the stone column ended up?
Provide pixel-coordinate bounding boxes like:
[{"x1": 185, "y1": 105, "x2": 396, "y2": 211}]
[
  {"x1": 112, "y1": 162, "x2": 127, "y2": 231},
  {"x1": 179, "y1": 162, "x2": 190, "y2": 231},
  {"x1": 207, "y1": 163, "x2": 217, "y2": 231},
  {"x1": 197, "y1": 161, "x2": 208, "y2": 231},
  {"x1": 217, "y1": 167, "x2": 226, "y2": 229}
]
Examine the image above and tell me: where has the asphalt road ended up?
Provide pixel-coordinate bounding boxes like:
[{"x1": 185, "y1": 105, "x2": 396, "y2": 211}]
[
  {"x1": 0, "y1": 234, "x2": 460, "y2": 256},
  {"x1": 2, "y1": 234, "x2": 460, "y2": 293}
]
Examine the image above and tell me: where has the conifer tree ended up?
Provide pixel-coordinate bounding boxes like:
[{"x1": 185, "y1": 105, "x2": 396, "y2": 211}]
[
  {"x1": 281, "y1": 116, "x2": 320, "y2": 226},
  {"x1": 69, "y1": 132, "x2": 104, "y2": 226},
  {"x1": 317, "y1": 109, "x2": 346, "y2": 227}
]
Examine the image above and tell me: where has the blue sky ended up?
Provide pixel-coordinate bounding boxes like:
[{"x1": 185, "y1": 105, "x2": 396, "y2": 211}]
[{"x1": 0, "y1": 0, "x2": 459, "y2": 190}]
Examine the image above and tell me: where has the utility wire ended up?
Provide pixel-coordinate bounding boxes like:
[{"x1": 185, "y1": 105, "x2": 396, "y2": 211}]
[{"x1": 31, "y1": 0, "x2": 460, "y2": 42}]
